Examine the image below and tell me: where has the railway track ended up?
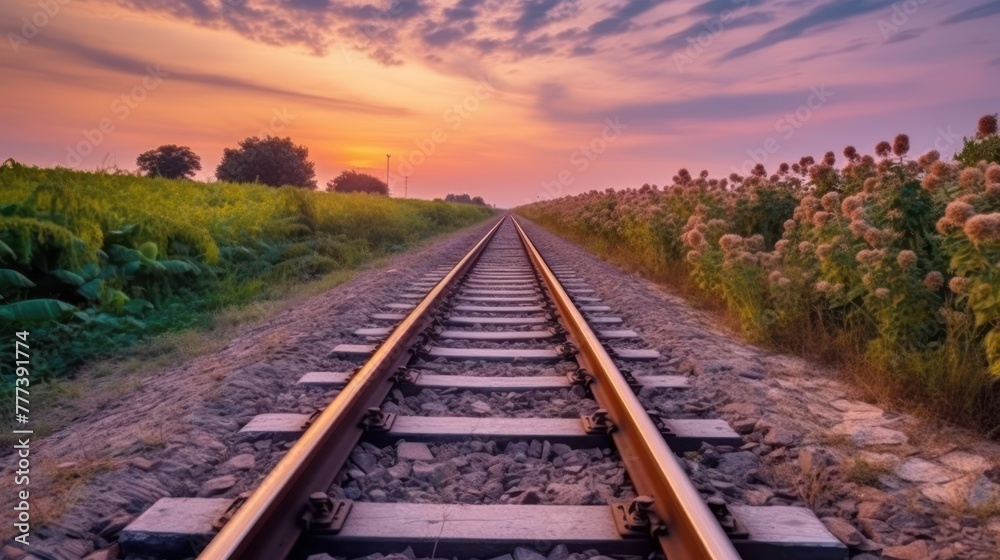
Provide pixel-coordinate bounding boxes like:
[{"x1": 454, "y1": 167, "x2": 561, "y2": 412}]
[{"x1": 120, "y1": 215, "x2": 846, "y2": 560}]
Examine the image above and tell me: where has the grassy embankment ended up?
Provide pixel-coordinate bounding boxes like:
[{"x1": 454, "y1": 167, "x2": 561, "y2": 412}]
[
  {"x1": 0, "y1": 162, "x2": 494, "y2": 419},
  {"x1": 519, "y1": 119, "x2": 1000, "y2": 433}
]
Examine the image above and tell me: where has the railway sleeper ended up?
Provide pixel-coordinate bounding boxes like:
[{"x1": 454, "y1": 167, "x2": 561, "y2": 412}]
[
  {"x1": 120, "y1": 499, "x2": 845, "y2": 559},
  {"x1": 331, "y1": 344, "x2": 659, "y2": 362},
  {"x1": 296, "y1": 371, "x2": 690, "y2": 392},
  {"x1": 236, "y1": 413, "x2": 740, "y2": 452},
  {"x1": 352, "y1": 327, "x2": 636, "y2": 340}
]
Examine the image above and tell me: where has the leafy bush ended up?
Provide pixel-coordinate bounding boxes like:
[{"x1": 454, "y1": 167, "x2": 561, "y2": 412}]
[
  {"x1": 216, "y1": 135, "x2": 317, "y2": 188},
  {"x1": 136, "y1": 145, "x2": 202, "y2": 179},
  {"x1": 326, "y1": 170, "x2": 389, "y2": 195},
  {"x1": 519, "y1": 115, "x2": 1000, "y2": 431},
  {"x1": 0, "y1": 163, "x2": 492, "y2": 384},
  {"x1": 955, "y1": 114, "x2": 1000, "y2": 167}
]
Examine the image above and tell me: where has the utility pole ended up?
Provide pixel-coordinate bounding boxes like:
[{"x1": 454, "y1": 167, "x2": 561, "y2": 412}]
[
  {"x1": 404, "y1": 176, "x2": 408, "y2": 199},
  {"x1": 385, "y1": 154, "x2": 391, "y2": 193}
]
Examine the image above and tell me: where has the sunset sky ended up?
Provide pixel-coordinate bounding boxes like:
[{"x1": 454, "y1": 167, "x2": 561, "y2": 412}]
[{"x1": 1, "y1": 0, "x2": 998, "y2": 207}]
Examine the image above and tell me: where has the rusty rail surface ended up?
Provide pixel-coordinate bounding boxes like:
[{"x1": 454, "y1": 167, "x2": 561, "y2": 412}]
[
  {"x1": 198, "y1": 216, "x2": 507, "y2": 559},
  {"x1": 511, "y1": 217, "x2": 741, "y2": 560}
]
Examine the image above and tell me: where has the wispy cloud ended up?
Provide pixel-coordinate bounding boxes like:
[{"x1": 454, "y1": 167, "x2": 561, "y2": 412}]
[
  {"x1": 721, "y1": 0, "x2": 896, "y2": 61},
  {"x1": 646, "y1": 11, "x2": 774, "y2": 53},
  {"x1": 885, "y1": 27, "x2": 925, "y2": 44},
  {"x1": 941, "y1": 0, "x2": 1000, "y2": 25},
  {"x1": 787, "y1": 39, "x2": 870, "y2": 63},
  {"x1": 29, "y1": 35, "x2": 410, "y2": 115},
  {"x1": 586, "y1": 0, "x2": 664, "y2": 38}
]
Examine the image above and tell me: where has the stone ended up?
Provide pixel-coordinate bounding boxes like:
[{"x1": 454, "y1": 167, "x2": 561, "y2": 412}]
[
  {"x1": 820, "y1": 517, "x2": 863, "y2": 547},
  {"x1": 857, "y1": 500, "x2": 894, "y2": 521},
  {"x1": 129, "y1": 457, "x2": 156, "y2": 471},
  {"x1": 388, "y1": 461, "x2": 411, "y2": 479},
  {"x1": 51, "y1": 539, "x2": 95, "y2": 558},
  {"x1": 938, "y1": 451, "x2": 991, "y2": 473},
  {"x1": 719, "y1": 402, "x2": 761, "y2": 416},
  {"x1": 3, "y1": 546, "x2": 27, "y2": 560},
  {"x1": 920, "y1": 474, "x2": 974, "y2": 504},
  {"x1": 360, "y1": 442, "x2": 383, "y2": 456},
  {"x1": 420, "y1": 402, "x2": 449, "y2": 413},
  {"x1": 94, "y1": 512, "x2": 133, "y2": 539},
  {"x1": 462, "y1": 471, "x2": 488, "y2": 487},
  {"x1": 550, "y1": 443, "x2": 572, "y2": 456},
  {"x1": 306, "y1": 555, "x2": 336, "y2": 560},
  {"x1": 411, "y1": 462, "x2": 435, "y2": 482},
  {"x1": 198, "y1": 475, "x2": 237, "y2": 497},
  {"x1": 967, "y1": 475, "x2": 1000, "y2": 508},
  {"x1": 834, "y1": 424, "x2": 908, "y2": 446},
  {"x1": 545, "y1": 483, "x2": 600, "y2": 504},
  {"x1": 830, "y1": 399, "x2": 883, "y2": 414},
  {"x1": 895, "y1": 458, "x2": 957, "y2": 484},
  {"x1": 882, "y1": 540, "x2": 929, "y2": 560},
  {"x1": 799, "y1": 447, "x2": 837, "y2": 475},
  {"x1": 528, "y1": 440, "x2": 543, "y2": 458},
  {"x1": 397, "y1": 442, "x2": 434, "y2": 462},
  {"x1": 512, "y1": 546, "x2": 547, "y2": 560},
  {"x1": 470, "y1": 400, "x2": 493, "y2": 414},
  {"x1": 764, "y1": 427, "x2": 796, "y2": 448},
  {"x1": 351, "y1": 451, "x2": 379, "y2": 473},
  {"x1": 221, "y1": 453, "x2": 255, "y2": 472},
  {"x1": 715, "y1": 451, "x2": 760, "y2": 480},
  {"x1": 731, "y1": 418, "x2": 757, "y2": 434},
  {"x1": 857, "y1": 517, "x2": 894, "y2": 543},
  {"x1": 546, "y1": 544, "x2": 570, "y2": 560},
  {"x1": 487, "y1": 556, "x2": 514, "y2": 560},
  {"x1": 83, "y1": 544, "x2": 121, "y2": 560},
  {"x1": 885, "y1": 512, "x2": 934, "y2": 531},
  {"x1": 411, "y1": 461, "x2": 456, "y2": 485}
]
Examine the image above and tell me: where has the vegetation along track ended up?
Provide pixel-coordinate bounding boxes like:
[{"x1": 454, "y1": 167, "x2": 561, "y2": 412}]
[{"x1": 119, "y1": 215, "x2": 846, "y2": 560}]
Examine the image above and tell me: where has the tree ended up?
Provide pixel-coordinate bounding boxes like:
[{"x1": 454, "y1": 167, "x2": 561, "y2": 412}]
[
  {"x1": 136, "y1": 145, "x2": 201, "y2": 179},
  {"x1": 445, "y1": 193, "x2": 487, "y2": 205},
  {"x1": 326, "y1": 170, "x2": 389, "y2": 195},
  {"x1": 215, "y1": 136, "x2": 316, "y2": 188}
]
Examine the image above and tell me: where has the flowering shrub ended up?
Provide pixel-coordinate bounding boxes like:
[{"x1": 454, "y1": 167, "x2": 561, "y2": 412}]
[{"x1": 519, "y1": 115, "x2": 1000, "y2": 430}]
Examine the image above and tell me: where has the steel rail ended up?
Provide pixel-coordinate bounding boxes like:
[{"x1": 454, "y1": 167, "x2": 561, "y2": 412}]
[
  {"x1": 199, "y1": 215, "x2": 507, "y2": 560},
  {"x1": 511, "y1": 217, "x2": 741, "y2": 560}
]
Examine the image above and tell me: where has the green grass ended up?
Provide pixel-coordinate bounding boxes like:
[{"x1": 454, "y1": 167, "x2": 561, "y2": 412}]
[{"x1": 0, "y1": 162, "x2": 493, "y2": 400}]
